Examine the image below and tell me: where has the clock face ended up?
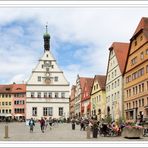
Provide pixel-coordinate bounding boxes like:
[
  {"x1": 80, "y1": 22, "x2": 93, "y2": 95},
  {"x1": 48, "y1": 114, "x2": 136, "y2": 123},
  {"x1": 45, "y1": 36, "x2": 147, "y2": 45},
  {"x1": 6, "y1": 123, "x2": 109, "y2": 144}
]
[
  {"x1": 45, "y1": 72, "x2": 51, "y2": 84},
  {"x1": 46, "y1": 72, "x2": 50, "y2": 77}
]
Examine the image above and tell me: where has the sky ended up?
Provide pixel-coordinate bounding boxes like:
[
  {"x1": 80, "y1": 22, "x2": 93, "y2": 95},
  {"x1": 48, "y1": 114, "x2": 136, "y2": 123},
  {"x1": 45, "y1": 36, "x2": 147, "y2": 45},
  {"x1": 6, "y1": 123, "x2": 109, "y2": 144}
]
[{"x1": 0, "y1": 6, "x2": 148, "y2": 86}]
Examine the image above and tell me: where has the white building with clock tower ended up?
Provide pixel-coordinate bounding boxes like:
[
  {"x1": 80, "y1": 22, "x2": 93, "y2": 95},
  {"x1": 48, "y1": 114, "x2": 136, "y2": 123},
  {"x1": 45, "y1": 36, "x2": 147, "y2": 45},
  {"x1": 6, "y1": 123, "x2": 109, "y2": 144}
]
[{"x1": 26, "y1": 26, "x2": 70, "y2": 120}]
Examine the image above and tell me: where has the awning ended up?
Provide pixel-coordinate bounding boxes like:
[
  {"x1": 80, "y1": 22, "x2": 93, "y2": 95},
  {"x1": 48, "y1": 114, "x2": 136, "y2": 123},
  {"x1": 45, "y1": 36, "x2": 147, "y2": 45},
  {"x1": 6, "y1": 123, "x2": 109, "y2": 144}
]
[
  {"x1": 0, "y1": 113, "x2": 12, "y2": 117},
  {"x1": 87, "y1": 103, "x2": 91, "y2": 110}
]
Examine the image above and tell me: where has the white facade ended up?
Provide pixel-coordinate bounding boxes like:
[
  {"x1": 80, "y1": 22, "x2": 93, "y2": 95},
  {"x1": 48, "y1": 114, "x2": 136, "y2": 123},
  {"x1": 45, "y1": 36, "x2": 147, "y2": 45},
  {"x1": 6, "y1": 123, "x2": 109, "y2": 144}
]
[
  {"x1": 74, "y1": 76, "x2": 81, "y2": 117},
  {"x1": 106, "y1": 49, "x2": 123, "y2": 121},
  {"x1": 26, "y1": 49, "x2": 70, "y2": 120}
]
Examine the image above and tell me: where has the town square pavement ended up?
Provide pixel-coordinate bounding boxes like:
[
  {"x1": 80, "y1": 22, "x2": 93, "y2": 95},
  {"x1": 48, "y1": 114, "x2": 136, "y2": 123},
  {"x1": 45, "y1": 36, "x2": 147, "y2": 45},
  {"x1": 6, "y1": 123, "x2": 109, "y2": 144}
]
[{"x1": 0, "y1": 122, "x2": 148, "y2": 141}]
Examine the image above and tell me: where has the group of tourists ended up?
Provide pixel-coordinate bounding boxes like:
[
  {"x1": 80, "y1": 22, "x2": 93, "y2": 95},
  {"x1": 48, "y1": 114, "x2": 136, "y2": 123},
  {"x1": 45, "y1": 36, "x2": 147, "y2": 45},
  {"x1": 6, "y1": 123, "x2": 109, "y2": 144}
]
[
  {"x1": 71, "y1": 116, "x2": 125, "y2": 138},
  {"x1": 28, "y1": 117, "x2": 54, "y2": 133}
]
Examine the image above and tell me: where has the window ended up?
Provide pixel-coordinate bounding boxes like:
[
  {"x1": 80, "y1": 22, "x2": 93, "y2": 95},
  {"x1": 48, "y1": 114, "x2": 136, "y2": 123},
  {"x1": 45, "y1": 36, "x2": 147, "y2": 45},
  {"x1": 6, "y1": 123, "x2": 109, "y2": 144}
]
[
  {"x1": 139, "y1": 100, "x2": 141, "y2": 107},
  {"x1": 112, "y1": 72, "x2": 114, "y2": 78},
  {"x1": 55, "y1": 77, "x2": 58, "y2": 82},
  {"x1": 142, "y1": 98, "x2": 144, "y2": 107},
  {"x1": 131, "y1": 57, "x2": 137, "y2": 65},
  {"x1": 140, "y1": 52, "x2": 144, "y2": 60},
  {"x1": 115, "y1": 70, "x2": 117, "y2": 76},
  {"x1": 37, "y1": 92, "x2": 41, "y2": 98},
  {"x1": 32, "y1": 107, "x2": 37, "y2": 116},
  {"x1": 146, "y1": 65, "x2": 148, "y2": 73},
  {"x1": 115, "y1": 81, "x2": 116, "y2": 88},
  {"x1": 31, "y1": 92, "x2": 34, "y2": 98},
  {"x1": 2, "y1": 102, "x2": 4, "y2": 106},
  {"x1": 135, "y1": 40, "x2": 137, "y2": 46},
  {"x1": 55, "y1": 92, "x2": 58, "y2": 98},
  {"x1": 139, "y1": 84, "x2": 141, "y2": 93},
  {"x1": 118, "y1": 79, "x2": 120, "y2": 86},
  {"x1": 112, "y1": 83, "x2": 114, "y2": 89},
  {"x1": 146, "y1": 49, "x2": 148, "y2": 55},
  {"x1": 96, "y1": 84, "x2": 98, "y2": 89},
  {"x1": 140, "y1": 35, "x2": 143, "y2": 41},
  {"x1": 61, "y1": 92, "x2": 65, "y2": 98},
  {"x1": 136, "y1": 101, "x2": 138, "y2": 107},
  {"x1": 38, "y1": 76, "x2": 41, "y2": 82},
  {"x1": 129, "y1": 103, "x2": 131, "y2": 109},
  {"x1": 9, "y1": 102, "x2": 11, "y2": 105},
  {"x1": 42, "y1": 64, "x2": 44, "y2": 68},
  {"x1": 5, "y1": 102, "x2": 8, "y2": 106},
  {"x1": 2, "y1": 109, "x2": 4, "y2": 113},
  {"x1": 59, "y1": 107, "x2": 63, "y2": 116},
  {"x1": 48, "y1": 92, "x2": 52, "y2": 98},
  {"x1": 114, "y1": 93, "x2": 116, "y2": 100},
  {"x1": 46, "y1": 54, "x2": 48, "y2": 57},
  {"x1": 108, "y1": 75, "x2": 110, "y2": 80},
  {"x1": 9, "y1": 109, "x2": 11, "y2": 113},
  {"x1": 127, "y1": 103, "x2": 128, "y2": 109},
  {"x1": 43, "y1": 107, "x2": 53, "y2": 116},
  {"x1": 44, "y1": 92, "x2": 47, "y2": 98},
  {"x1": 133, "y1": 87, "x2": 135, "y2": 95},
  {"x1": 94, "y1": 86, "x2": 95, "y2": 90},
  {"x1": 51, "y1": 65, "x2": 54, "y2": 68},
  {"x1": 129, "y1": 89, "x2": 131, "y2": 97},
  {"x1": 135, "y1": 86, "x2": 138, "y2": 94},
  {"x1": 126, "y1": 90, "x2": 129, "y2": 98},
  {"x1": 142, "y1": 83, "x2": 144, "y2": 92}
]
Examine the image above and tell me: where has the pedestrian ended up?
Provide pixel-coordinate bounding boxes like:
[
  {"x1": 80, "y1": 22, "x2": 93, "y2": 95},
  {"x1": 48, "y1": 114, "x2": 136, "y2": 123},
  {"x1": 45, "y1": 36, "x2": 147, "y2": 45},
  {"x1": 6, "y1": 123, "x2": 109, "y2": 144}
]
[
  {"x1": 29, "y1": 118, "x2": 35, "y2": 133},
  {"x1": 44, "y1": 117, "x2": 48, "y2": 131},
  {"x1": 92, "y1": 121, "x2": 98, "y2": 138},
  {"x1": 39, "y1": 117, "x2": 45, "y2": 133},
  {"x1": 71, "y1": 118, "x2": 76, "y2": 130},
  {"x1": 49, "y1": 117, "x2": 53, "y2": 130}
]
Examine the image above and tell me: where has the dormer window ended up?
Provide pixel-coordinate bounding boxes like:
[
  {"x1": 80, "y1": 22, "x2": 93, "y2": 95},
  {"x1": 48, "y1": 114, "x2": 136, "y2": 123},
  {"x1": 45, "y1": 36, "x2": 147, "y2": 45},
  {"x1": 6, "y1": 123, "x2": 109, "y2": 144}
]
[
  {"x1": 6, "y1": 88, "x2": 10, "y2": 91},
  {"x1": 135, "y1": 40, "x2": 137, "y2": 46}
]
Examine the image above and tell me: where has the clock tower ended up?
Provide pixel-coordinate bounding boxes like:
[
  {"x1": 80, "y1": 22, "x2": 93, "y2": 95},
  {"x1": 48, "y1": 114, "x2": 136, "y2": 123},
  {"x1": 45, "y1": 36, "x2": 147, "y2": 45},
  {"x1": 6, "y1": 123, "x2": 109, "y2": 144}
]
[{"x1": 26, "y1": 26, "x2": 70, "y2": 120}]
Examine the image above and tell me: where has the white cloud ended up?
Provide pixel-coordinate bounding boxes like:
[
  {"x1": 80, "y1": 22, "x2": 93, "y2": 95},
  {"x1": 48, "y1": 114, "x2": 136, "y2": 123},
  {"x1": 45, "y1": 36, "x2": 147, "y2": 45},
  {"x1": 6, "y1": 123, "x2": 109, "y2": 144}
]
[{"x1": 0, "y1": 7, "x2": 148, "y2": 85}]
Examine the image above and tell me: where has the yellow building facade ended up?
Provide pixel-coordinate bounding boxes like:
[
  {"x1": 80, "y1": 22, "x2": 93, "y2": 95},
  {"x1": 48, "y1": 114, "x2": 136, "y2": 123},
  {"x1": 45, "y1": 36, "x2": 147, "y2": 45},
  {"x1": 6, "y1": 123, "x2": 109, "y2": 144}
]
[
  {"x1": 90, "y1": 75, "x2": 106, "y2": 121},
  {"x1": 124, "y1": 17, "x2": 148, "y2": 122},
  {"x1": 0, "y1": 92, "x2": 13, "y2": 118}
]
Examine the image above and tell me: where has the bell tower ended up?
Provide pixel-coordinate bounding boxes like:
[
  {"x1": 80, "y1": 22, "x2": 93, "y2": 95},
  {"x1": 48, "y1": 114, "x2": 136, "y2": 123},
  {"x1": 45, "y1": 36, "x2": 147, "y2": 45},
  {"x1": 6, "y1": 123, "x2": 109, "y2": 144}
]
[{"x1": 43, "y1": 24, "x2": 50, "y2": 52}]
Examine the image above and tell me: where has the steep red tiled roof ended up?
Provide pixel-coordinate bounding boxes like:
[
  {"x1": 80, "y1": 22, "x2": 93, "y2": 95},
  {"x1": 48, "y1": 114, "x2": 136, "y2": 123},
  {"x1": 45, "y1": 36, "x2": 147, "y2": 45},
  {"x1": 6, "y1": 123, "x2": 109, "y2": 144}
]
[
  {"x1": 0, "y1": 84, "x2": 26, "y2": 93},
  {"x1": 94, "y1": 75, "x2": 106, "y2": 90},
  {"x1": 79, "y1": 77, "x2": 93, "y2": 92},
  {"x1": 133, "y1": 17, "x2": 148, "y2": 37},
  {"x1": 84, "y1": 78, "x2": 94, "y2": 94},
  {"x1": 109, "y1": 42, "x2": 129, "y2": 74}
]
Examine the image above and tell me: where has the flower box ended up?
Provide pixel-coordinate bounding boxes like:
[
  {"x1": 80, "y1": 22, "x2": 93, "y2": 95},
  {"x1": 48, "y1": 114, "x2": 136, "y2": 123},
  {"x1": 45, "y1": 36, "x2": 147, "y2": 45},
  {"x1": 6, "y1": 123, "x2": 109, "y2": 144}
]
[{"x1": 122, "y1": 126, "x2": 143, "y2": 138}]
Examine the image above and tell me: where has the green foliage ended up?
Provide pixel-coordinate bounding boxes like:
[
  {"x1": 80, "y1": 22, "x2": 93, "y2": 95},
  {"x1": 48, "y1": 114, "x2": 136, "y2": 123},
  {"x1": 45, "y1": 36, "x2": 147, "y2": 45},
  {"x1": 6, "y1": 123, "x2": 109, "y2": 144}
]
[{"x1": 104, "y1": 115, "x2": 112, "y2": 124}]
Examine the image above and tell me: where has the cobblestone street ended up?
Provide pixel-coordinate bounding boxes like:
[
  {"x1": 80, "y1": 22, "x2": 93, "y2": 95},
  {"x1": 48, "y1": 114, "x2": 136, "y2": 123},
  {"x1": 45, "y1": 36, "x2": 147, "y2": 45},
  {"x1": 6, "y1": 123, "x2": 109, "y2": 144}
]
[{"x1": 0, "y1": 122, "x2": 148, "y2": 141}]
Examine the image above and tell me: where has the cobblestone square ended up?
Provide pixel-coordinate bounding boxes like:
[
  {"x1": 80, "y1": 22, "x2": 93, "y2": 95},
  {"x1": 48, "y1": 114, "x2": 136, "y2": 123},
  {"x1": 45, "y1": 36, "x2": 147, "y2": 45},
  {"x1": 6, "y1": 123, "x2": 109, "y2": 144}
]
[{"x1": 0, "y1": 122, "x2": 148, "y2": 141}]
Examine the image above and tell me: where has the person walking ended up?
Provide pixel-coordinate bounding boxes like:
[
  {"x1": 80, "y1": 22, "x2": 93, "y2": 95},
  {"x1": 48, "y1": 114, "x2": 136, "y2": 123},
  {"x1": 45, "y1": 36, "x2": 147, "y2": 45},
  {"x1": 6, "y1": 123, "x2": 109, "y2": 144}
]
[
  {"x1": 39, "y1": 117, "x2": 45, "y2": 133},
  {"x1": 29, "y1": 118, "x2": 35, "y2": 133},
  {"x1": 49, "y1": 117, "x2": 53, "y2": 130},
  {"x1": 44, "y1": 117, "x2": 48, "y2": 131}
]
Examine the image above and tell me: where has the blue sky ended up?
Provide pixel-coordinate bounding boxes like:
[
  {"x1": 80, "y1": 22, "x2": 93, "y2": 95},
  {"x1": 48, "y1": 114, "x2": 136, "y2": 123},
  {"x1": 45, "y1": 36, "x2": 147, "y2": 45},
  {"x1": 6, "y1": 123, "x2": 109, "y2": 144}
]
[{"x1": 0, "y1": 7, "x2": 148, "y2": 85}]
